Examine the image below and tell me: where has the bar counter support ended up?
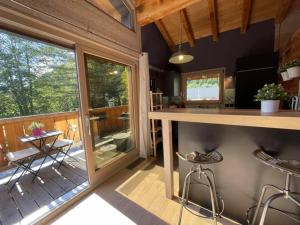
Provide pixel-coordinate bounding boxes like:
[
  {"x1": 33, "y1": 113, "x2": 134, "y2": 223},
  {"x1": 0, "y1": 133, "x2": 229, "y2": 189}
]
[{"x1": 162, "y1": 119, "x2": 173, "y2": 199}]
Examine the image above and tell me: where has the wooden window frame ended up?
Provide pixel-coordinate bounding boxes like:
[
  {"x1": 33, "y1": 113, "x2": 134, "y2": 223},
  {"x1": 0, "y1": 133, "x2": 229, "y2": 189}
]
[{"x1": 182, "y1": 68, "x2": 225, "y2": 104}]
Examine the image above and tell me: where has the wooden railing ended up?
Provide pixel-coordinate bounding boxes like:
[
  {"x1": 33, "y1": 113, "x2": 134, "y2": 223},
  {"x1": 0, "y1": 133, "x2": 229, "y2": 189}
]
[{"x1": 0, "y1": 105, "x2": 128, "y2": 167}]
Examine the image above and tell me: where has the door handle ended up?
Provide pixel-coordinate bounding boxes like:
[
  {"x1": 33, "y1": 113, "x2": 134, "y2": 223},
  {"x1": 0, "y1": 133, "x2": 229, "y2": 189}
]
[{"x1": 85, "y1": 115, "x2": 91, "y2": 136}]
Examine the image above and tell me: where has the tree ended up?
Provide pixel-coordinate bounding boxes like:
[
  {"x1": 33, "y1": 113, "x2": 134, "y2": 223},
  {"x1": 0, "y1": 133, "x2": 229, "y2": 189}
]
[{"x1": 0, "y1": 30, "x2": 79, "y2": 118}]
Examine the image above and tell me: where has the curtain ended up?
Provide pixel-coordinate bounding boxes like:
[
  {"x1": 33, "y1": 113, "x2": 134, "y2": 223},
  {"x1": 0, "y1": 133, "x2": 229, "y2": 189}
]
[{"x1": 138, "y1": 53, "x2": 151, "y2": 158}]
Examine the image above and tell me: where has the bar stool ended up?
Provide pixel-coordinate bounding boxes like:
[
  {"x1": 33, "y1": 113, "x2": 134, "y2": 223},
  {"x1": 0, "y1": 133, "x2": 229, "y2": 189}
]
[
  {"x1": 249, "y1": 149, "x2": 300, "y2": 225},
  {"x1": 177, "y1": 151, "x2": 224, "y2": 225}
]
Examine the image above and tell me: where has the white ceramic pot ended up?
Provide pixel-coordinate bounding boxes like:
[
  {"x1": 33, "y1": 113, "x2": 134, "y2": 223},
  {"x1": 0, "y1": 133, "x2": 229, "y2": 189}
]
[
  {"x1": 281, "y1": 71, "x2": 291, "y2": 81},
  {"x1": 287, "y1": 66, "x2": 300, "y2": 78},
  {"x1": 261, "y1": 100, "x2": 280, "y2": 113}
]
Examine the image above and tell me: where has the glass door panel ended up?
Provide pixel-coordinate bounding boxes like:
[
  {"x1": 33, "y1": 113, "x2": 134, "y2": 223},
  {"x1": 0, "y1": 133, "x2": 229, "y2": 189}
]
[{"x1": 84, "y1": 54, "x2": 135, "y2": 171}]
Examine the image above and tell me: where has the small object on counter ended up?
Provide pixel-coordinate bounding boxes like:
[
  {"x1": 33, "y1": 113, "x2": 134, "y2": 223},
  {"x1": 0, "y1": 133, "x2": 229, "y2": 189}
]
[{"x1": 254, "y1": 83, "x2": 288, "y2": 113}]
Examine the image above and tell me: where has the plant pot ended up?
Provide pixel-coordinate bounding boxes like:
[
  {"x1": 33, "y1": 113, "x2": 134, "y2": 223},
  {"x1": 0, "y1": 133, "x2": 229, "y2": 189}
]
[
  {"x1": 32, "y1": 128, "x2": 42, "y2": 136},
  {"x1": 261, "y1": 100, "x2": 280, "y2": 113},
  {"x1": 281, "y1": 71, "x2": 291, "y2": 81},
  {"x1": 287, "y1": 66, "x2": 300, "y2": 78}
]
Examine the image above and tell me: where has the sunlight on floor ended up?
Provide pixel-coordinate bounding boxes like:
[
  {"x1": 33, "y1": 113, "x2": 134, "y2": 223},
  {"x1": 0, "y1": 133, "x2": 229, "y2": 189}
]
[
  {"x1": 115, "y1": 164, "x2": 223, "y2": 225},
  {"x1": 51, "y1": 193, "x2": 137, "y2": 225}
]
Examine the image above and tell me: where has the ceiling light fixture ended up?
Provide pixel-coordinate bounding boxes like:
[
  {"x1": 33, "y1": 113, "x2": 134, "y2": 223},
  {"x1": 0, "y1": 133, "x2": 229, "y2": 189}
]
[{"x1": 169, "y1": 15, "x2": 194, "y2": 64}]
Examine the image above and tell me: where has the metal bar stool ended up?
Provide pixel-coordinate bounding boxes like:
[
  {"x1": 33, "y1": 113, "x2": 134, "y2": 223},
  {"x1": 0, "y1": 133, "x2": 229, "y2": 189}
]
[
  {"x1": 248, "y1": 149, "x2": 300, "y2": 225},
  {"x1": 177, "y1": 151, "x2": 224, "y2": 225}
]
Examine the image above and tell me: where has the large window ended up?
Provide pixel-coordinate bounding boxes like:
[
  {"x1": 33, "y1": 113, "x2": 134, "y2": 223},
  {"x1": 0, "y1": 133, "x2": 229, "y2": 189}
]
[
  {"x1": 0, "y1": 29, "x2": 79, "y2": 118},
  {"x1": 85, "y1": 54, "x2": 135, "y2": 170},
  {"x1": 182, "y1": 69, "x2": 224, "y2": 104},
  {"x1": 86, "y1": 0, "x2": 134, "y2": 30}
]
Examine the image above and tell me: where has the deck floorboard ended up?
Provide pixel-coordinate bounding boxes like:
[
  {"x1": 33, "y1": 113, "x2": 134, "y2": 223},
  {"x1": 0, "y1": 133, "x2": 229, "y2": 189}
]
[{"x1": 0, "y1": 157, "x2": 87, "y2": 225}]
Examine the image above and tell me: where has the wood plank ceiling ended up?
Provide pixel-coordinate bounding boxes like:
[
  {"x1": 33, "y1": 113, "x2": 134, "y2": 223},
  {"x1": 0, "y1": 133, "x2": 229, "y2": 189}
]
[{"x1": 135, "y1": 0, "x2": 293, "y2": 49}]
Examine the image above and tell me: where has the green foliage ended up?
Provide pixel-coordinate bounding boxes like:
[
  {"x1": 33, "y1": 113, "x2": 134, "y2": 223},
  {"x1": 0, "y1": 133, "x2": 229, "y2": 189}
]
[
  {"x1": 0, "y1": 29, "x2": 79, "y2": 118},
  {"x1": 277, "y1": 64, "x2": 287, "y2": 74},
  {"x1": 28, "y1": 122, "x2": 44, "y2": 131},
  {"x1": 286, "y1": 59, "x2": 300, "y2": 68},
  {"x1": 254, "y1": 83, "x2": 288, "y2": 101},
  {"x1": 187, "y1": 77, "x2": 219, "y2": 88},
  {"x1": 86, "y1": 56, "x2": 128, "y2": 108}
]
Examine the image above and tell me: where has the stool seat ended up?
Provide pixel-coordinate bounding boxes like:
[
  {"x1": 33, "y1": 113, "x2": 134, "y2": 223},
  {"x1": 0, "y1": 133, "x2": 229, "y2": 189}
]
[
  {"x1": 254, "y1": 149, "x2": 300, "y2": 177},
  {"x1": 177, "y1": 151, "x2": 223, "y2": 164}
]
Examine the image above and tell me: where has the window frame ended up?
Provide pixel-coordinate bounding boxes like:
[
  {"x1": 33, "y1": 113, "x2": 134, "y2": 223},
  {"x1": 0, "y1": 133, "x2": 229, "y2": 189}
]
[
  {"x1": 85, "y1": 0, "x2": 136, "y2": 32},
  {"x1": 181, "y1": 68, "x2": 225, "y2": 104}
]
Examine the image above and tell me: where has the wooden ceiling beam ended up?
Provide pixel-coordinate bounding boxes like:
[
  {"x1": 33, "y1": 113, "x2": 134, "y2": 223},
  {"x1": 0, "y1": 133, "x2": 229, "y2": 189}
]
[
  {"x1": 207, "y1": 0, "x2": 218, "y2": 41},
  {"x1": 155, "y1": 20, "x2": 176, "y2": 51},
  {"x1": 275, "y1": 0, "x2": 293, "y2": 24},
  {"x1": 241, "y1": 0, "x2": 252, "y2": 34},
  {"x1": 179, "y1": 9, "x2": 195, "y2": 47},
  {"x1": 136, "y1": 0, "x2": 201, "y2": 26}
]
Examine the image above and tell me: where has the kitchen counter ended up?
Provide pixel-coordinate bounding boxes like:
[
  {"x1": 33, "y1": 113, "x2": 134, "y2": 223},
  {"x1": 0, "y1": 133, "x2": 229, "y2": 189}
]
[
  {"x1": 149, "y1": 108, "x2": 300, "y2": 130},
  {"x1": 148, "y1": 108, "x2": 300, "y2": 224}
]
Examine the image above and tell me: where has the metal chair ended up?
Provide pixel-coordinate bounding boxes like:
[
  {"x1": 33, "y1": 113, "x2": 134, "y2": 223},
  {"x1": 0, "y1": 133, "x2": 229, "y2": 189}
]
[
  {"x1": 0, "y1": 144, "x2": 41, "y2": 192},
  {"x1": 248, "y1": 149, "x2": 300, "y2": 225},
  {"x1": 177, "y1": 151, "x2": 224, "y2": 225},
  {"x1": 48, "y1": 124, "x2": 78, "y2": 169}
]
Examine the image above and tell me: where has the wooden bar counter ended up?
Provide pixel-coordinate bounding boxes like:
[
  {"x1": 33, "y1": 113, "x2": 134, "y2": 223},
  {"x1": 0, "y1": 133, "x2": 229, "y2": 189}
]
[{"x1": 148, "y1": 108, "x2": 300, "y2": 199}]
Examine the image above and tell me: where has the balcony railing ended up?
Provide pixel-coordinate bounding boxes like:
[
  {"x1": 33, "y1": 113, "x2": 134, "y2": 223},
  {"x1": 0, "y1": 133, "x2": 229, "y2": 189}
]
[{"x1": 0, "y1": 105, "x2": 128, "y2": 168}]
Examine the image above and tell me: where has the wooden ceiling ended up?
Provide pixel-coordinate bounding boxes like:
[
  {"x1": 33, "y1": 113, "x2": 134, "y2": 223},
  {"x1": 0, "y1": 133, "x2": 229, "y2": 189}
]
[{"x1": 135, "y1": 0, "x2": 293, "y2": 50}]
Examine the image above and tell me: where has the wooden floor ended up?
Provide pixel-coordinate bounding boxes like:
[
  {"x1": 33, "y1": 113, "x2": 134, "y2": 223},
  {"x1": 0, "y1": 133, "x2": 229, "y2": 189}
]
[
  {"x1": 0, "y1": 156, "x2": 87, "y2": 225},
  {"x1": 50, "y1": 158, "x2": 238, "y2": 225}
]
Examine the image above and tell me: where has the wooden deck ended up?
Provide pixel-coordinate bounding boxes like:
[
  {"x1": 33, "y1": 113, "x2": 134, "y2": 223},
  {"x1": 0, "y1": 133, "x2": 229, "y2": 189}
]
[{"x1": 0, "y1": 151, "x2": 88, "y2": 225}]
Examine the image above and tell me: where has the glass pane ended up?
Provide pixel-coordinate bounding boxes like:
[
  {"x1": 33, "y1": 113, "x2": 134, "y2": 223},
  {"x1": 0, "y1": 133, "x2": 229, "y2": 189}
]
[
  {"x1": 0, "y1": 30, "x2": 79, "y2": 118},
  {"x1": 87, "y1": 0, "x2": 133, "y2": 29},
  {"x1": 85, "y1": 54, "x2": 135, "y2": 171},
  {"x1": 186, "y1": 74, "x2": 221, "y2": 101},
  {"x1": 0, "y1": 29, "x2": 88, "y2": 224}
]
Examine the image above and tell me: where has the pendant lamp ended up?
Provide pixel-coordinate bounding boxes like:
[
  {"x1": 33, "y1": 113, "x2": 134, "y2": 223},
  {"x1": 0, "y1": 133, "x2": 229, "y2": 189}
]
[{"x1": 169, "y1": 16, "x2": 194, "y2": 64}]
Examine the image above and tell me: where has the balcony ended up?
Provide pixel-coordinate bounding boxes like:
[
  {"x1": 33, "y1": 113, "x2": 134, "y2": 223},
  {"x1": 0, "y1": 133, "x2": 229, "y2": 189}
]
[{"x1": 0, "y1": 105, "x2": 128, "y2": 225}]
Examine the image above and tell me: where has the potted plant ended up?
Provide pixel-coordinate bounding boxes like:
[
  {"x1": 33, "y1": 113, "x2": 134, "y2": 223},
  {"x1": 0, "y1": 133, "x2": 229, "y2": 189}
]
[
  {"x1": 28, "y1": 122, "x2": 44, "y2": 136},
  {"x1": 277, "y1": 64, "x2": 290, "y2": 81},
  {"x1": 254, "y1": 83, "x2": 288, "y2": 113},
  {"x1": 286, "y1": 59, "x2": 300, "y2": 78}
]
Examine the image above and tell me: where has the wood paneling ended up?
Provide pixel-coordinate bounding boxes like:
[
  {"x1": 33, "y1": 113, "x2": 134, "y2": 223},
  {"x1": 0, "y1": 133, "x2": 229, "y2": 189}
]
[
  {"x1": 136, "y1": 0, "x2": 202, "y2": 26},
  {"x1": 179, "y1": 9, "x2": 195, "y2": 47},
  {"x1": 0, "y1": 0, "x2": 140, "y2": 54},
  {"x1": 275, "y1": 0, "x2": 293, "y2": 24},
  {"x1": 207, "y1": 0, "x2": 218, "y2": 41},
  {"x1": 241, "y1": 0, "x2": 253, "y2": 33},
  {"x1": 0, "y1": 111, "x2": 82, "y2": 166},
  {"x1": 0, "y1": 106, "x2": 129, "y2": 166},
  {"x1": 146, "y1": 0, "x2": 284, "y2": 46},
  {"x1": 154, "y1": 20, "x2": 175, "y2": 50},
  {"x1": 280, "y1": 28, "x2": 300, "y2": 94}
]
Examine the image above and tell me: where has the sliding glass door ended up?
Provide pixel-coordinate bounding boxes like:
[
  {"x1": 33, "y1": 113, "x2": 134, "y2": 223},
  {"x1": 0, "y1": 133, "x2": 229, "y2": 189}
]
[
  {"x1": 84, "y1": 54, "x2": 135, "y2": 171},
  {"x1": 76, "y1": 46, "x2": 137, "y2": 178}
]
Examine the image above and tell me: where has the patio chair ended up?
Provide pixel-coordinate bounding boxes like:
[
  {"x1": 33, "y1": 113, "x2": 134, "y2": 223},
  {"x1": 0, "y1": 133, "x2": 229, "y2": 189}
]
[
  {"x1": 48, "y1": 124, "x2": 78, "y2": 169},
  {"x1": 0, "y1": 144, "x2": 41, "y2": 192}
]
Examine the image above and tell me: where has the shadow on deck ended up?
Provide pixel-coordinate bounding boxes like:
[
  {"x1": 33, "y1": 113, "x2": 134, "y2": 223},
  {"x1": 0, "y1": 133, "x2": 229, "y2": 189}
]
[{"x1": 0, "y1": 146, "x2": 88, "y2": 225}]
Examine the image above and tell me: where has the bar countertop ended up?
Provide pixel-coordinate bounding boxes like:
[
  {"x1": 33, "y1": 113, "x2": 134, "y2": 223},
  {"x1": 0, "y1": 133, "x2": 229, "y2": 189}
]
[{"x1": 148, "y1": 108, "x2": 300, "y2": 130}]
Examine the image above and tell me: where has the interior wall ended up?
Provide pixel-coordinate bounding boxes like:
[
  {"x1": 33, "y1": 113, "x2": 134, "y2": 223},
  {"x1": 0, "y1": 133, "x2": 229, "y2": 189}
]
[
  {"x1": 141, "y1": 23, "x2": 173, "y2": 71},
  {"x1": 178, "y1": 20, "x2": 276, "y2": 76},
  {"x1": 141, "y1": 23, "x2": 180, "y2": 97},
  {"x1": 275, "y1": 0, "x2": 300, "y2": 51}
]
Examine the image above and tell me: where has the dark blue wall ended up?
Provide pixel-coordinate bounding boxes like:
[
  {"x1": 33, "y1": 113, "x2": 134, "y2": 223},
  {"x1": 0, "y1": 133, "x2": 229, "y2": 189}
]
[
  {"x1": 141, "y1": 23, "x2": 179, "y2": 71},
  {"x1": 178, "y1": 20, "x2": 275, "y2": 74}
]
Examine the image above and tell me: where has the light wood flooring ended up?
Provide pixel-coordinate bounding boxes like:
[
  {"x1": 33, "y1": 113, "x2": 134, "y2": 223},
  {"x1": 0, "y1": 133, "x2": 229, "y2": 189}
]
[{"x1": 50, "y1": 158, "x2": 238, "y2": 225}]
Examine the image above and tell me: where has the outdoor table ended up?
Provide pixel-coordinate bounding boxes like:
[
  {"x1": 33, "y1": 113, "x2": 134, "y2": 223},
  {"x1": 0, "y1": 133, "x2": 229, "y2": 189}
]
[
  {"x1": 117, "y1": 112, "x2": 129, "y2": 131},
  {"x1": 19, "y1": 130, "x2": 63, "y2": 180}
]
